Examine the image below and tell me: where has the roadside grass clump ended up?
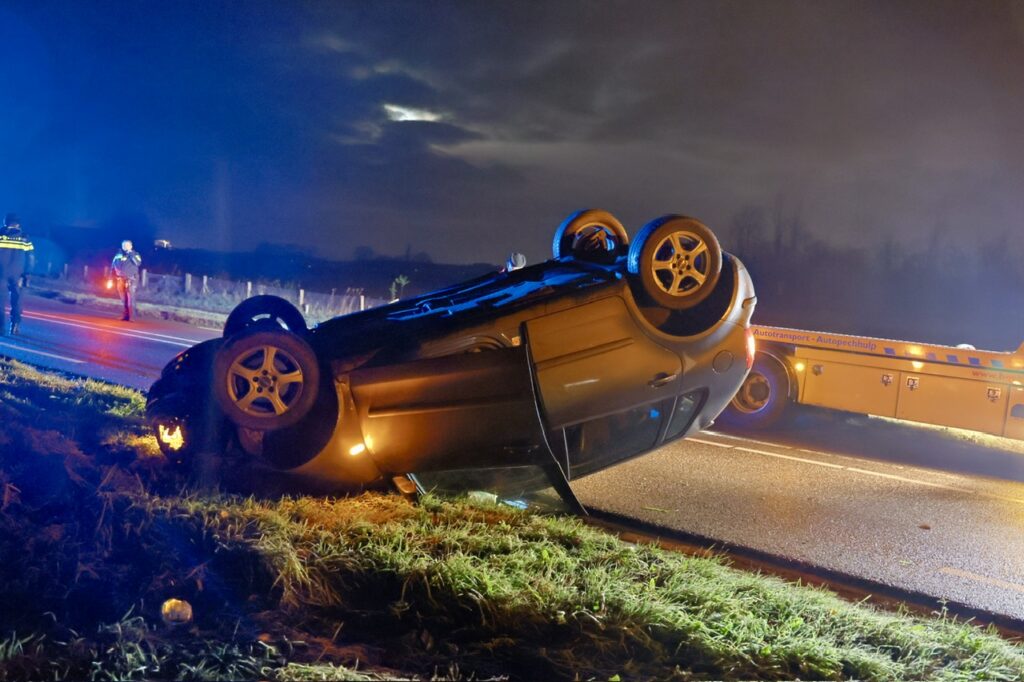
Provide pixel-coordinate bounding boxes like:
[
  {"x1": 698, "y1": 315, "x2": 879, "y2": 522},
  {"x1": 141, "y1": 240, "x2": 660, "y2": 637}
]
[
  {"x1": 139, "y1": 492, "x2": 1024, "y2": 681},
  {"x1": 0, "y1": 358, "x2": 147, "y2": 440},
  {"x1": 2, "y1": 356, "x2": 1024, "y2": 680},
  {"x1": 0, "y1": 615, "x2": 388, "y2": 682}
]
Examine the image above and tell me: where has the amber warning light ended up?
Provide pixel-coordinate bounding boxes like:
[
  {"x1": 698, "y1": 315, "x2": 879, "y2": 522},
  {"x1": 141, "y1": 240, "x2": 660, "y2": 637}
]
[
  {"x1": 745, "y1": 329, "x2": 756, "y2": 369},
  {"x1": 106, "y1": 278, "x2": 114, "y2": 290},
  {"x1": 158, "y1": 424, "x2": 185, "y2": 451}
]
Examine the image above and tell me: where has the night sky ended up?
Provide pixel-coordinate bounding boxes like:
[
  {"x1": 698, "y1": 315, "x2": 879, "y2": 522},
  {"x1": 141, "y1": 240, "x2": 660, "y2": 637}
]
[{"x1": 2, "y1": 1, "x2": 1022, "y2": 264}]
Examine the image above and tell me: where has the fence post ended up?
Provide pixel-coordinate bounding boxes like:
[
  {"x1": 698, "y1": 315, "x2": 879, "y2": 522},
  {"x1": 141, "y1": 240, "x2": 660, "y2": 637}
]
[
  {"x1": 246, "y1": 281, "x2": 252, "y2": 299},
  {"x1": 141, "y1": 269, "x2": 148, "y2": 288},
  {"x1": 184, "y1": 273, "x2": 192, "y2": 293},
  {"x1": 202, "y1": 275, "x2": 208, "y2": 295},
  {"x1": 360, "y1": 294, "x2": 365, "y2": 311},
  {"x1": 298, "y1": 288, "x2": 305, "y2": 306}
]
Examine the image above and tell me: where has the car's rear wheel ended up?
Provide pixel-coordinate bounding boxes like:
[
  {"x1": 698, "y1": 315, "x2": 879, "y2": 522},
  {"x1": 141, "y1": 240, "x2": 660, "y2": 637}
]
[
  {"x1": 552, "y1": 209, "x2": 629, "y2": 263},
  {"x1": 223, "y1": 295, "x2": 307, "y2": 338},
  {"x1": 212, "y1": 328, "x2": 320, "y2": 431},
  {"x1": 628, "y1": 215, "x2": 722, "y2": 310}
]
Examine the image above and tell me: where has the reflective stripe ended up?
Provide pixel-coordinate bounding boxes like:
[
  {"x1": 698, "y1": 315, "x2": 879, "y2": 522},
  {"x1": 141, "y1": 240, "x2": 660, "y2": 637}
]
[{"x1": 0, "y1": 237, "x2": 34, "y2": 251}]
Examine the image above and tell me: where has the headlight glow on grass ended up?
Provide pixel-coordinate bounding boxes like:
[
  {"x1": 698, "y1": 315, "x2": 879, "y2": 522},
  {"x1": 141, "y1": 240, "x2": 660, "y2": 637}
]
[{"x1": 158, "y1": 424, "x2": 185, "y2": 451}]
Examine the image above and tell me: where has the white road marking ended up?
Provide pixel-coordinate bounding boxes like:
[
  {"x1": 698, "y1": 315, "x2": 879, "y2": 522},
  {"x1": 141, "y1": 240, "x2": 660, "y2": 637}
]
[
  {"x1": 704, "y1": 431, "x2": 793, "y2": 449},
  {"x1": 734, "y1": 445, "x2": 846, "y2": 469},
  {"x1": 26, "y1": 309, "x2": 206, "y2": 343},
  {"x1": 714, "y1": 441, "x2": 1024, "y2": 506},
  {"x1": 939, "y1": 567, "x2": 1024, "y2": 595},
  {"x1": 22, "y1": 312, "x2": 195, "y2": 348},
  {"x1": 797, "y1": 447, "x2": 911, "y2": 471},
  {"x1": 687, "y1": 437, "x2": 733, "y2": 448},
  {"x1": 844, "y1": 466, "x2": 966, "y2": 491},
  {"x1": 0, "y1": 341, "x2": 85, "y2": 364}
]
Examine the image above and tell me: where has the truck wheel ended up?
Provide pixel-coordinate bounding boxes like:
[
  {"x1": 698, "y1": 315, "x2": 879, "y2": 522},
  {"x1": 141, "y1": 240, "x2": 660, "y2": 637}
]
[
  {"x1": 627, "y1": 215, "x2": 722, "y2": 310},
  {"x1": 552, "y1": 209, "x2": 629, "y2": 263},
  {"x1": 719, "y1": 354, "x2": 790, "y2": 429},
  {"x1": 223, "y1": 295, "x2": 307, "y2": 338},
  {"x1": 213, "y1": 328, "x2": 320, "y2": 431}
]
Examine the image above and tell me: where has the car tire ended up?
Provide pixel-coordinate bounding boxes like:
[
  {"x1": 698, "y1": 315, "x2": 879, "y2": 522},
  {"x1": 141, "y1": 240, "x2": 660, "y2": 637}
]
[
  {"x1": 223, "y1": 295, "x2": 308, "y2": 338},
  {"x1": 212, "y1": 328, "x2": 321, "y2": 431},
  {"x1": 718, "y1": 354, "x2": 790, "y2": 429},
  {"x1": 551, "y1": 209, "x2": 629, "y2": 263},
  {"x1": 627, "y1": 215, "x2": 722, "y2": 310}
]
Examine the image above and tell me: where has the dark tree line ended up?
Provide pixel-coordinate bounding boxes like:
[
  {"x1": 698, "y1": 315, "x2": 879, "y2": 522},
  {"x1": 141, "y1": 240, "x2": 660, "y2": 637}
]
[{"x1": 720, "y1": 204, "x2": 1024, "y2": 352}]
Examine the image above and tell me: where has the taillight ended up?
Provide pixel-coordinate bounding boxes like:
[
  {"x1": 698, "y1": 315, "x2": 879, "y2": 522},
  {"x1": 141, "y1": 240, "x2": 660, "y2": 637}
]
[{"x1": 745, "y1": 329, "x2": 756, "y2": 369}]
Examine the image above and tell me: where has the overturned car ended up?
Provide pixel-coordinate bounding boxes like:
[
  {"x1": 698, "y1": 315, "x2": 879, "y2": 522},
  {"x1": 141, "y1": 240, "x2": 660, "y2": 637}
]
[{"x1": 147, "y1": 210, "x2": 756, "y2": 509}]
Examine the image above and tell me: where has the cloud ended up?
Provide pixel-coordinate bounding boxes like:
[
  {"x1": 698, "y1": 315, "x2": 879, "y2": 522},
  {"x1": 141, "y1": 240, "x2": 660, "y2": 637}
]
[{"x1": 7, "y1": 1, "x2": 1023, "y2": 264}]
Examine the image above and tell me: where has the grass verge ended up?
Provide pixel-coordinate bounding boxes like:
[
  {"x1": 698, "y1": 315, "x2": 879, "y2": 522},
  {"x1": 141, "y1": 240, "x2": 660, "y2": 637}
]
[{"x1": 1, "y1": 357, "x2": 1023, "y2": 680}]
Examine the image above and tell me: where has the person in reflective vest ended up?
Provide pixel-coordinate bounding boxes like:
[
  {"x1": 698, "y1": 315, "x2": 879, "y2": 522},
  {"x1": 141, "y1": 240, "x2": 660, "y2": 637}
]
[
  {"x1": 111, "y1": 239, "x2": 142, "y2": 321},
  {"x1": 0, "y1": 214, "x2": 34, "y2": 336}
]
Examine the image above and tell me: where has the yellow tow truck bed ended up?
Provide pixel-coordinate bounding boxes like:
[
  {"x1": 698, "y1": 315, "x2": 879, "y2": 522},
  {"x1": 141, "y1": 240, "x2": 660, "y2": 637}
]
[{"x1": 728, "y1": 326, "x2": 1024, "y2": 439}]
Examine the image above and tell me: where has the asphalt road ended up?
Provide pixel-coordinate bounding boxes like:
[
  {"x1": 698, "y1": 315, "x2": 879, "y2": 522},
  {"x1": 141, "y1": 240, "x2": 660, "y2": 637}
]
[
  {"x1": 0, "y1": 293, "x2": 219, "y2": 389},
  {"x1": 574, "y1": 412, "x2": 1024, "y2": 621},
  {"x1": 4, "y1": 294, "x2": 1024, "y2": 620}
]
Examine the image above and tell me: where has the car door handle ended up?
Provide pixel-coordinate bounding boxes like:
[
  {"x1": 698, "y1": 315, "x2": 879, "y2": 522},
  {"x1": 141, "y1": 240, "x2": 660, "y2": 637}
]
[{"x1": 648, "y1": 372, "x2": 678, "y2": 388}]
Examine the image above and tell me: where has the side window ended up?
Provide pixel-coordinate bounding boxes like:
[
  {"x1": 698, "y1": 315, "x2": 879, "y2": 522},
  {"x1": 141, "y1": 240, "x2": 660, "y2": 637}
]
[
  {"x1": 663, "y1": 390, "x2": 707, "y2": 443},
  {"x1": 565, "y1": 399, "x2": 671, "y2": 479}
]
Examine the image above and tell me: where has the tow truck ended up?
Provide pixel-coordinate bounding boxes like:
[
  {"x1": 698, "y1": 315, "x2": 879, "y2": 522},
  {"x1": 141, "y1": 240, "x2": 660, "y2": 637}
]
[{"x1": 722, "y1": 325, "x2": 1024, "y2": 440}]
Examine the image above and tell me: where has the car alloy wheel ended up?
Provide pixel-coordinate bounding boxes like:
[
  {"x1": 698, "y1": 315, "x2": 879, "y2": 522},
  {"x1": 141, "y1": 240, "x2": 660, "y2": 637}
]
[
  {"x1": 213, "y1": 328, "x2": 320, "y2": 431},
  {"x1": 226, "y1": 344, "x2": 306, "y2": 418},
  {"x1": 628, "y1": 215, "x2": 722, "y2": 310}
]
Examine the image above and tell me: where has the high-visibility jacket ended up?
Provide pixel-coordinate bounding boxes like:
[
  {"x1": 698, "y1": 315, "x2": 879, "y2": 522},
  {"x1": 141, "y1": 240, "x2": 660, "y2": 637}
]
[
  {"x1": 0, "y1": 231, "x2": 33, "y2": 278},
  {"x1": 112, "y1": 250, "x2": 142, "y2": 281}
]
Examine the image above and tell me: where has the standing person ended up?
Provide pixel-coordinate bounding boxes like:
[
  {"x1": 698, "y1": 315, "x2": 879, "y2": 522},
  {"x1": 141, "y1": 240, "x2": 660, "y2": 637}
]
[
  {"x1": 0, "y1": 214, "x2": 34, "y2": 336},
  {"x1": 111, "y1": 240, "x2": 142, "y2": 321}
]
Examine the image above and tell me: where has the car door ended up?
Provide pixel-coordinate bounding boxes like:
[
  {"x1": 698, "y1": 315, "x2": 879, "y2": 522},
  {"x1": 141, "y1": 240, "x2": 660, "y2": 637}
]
[
  {"x1": 525, "y1": 295, "x2": 683, "y2": 429},
  {"x1": 347, "y1": 346, "x2": 547, "y2": 475}
]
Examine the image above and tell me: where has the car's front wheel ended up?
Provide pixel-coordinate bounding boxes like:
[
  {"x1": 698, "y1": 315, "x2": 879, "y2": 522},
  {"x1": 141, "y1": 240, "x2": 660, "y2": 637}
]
[
  {"x1": 628, "y1": 215, "x2": 722, "y2": 310},
  {"x1": 212, "y1": 328, "x2": 320, "y2": 431}
]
